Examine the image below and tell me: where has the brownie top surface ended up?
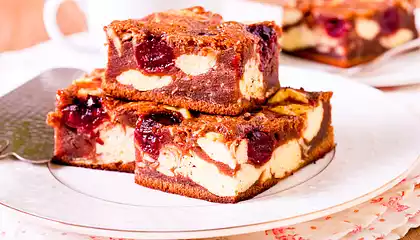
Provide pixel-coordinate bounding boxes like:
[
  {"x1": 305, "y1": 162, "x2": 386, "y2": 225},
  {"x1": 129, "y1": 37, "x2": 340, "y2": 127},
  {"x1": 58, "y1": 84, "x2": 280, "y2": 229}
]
[{"x1": 105, "y1": 6, "x2": 280, "y2": 49}]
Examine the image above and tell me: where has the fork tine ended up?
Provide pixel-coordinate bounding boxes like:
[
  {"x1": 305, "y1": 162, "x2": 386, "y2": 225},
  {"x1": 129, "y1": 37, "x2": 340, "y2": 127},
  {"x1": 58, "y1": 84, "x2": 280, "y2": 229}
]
[
  {"x1": 0, "y1": 138, "x2": 9, "y2": 153},
  {"x1": 0, "y1": 151, "x2": 50, "y2": 164}
]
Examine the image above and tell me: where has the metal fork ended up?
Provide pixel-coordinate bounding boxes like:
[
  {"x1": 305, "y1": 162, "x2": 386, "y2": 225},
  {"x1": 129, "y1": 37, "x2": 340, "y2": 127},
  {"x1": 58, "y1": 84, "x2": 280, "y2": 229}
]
[
  {"x1": 0, "y1": 138, "x2": 50, "y2": 164},
  {"x1": 333, "y1": 38, "x2": 420, "y2": 77}
]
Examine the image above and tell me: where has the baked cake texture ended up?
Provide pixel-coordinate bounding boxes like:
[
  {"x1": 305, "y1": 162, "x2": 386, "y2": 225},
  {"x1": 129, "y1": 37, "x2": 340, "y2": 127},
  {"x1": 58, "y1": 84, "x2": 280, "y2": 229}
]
[
  {"x1": 47, "y1": 69, "x2": 335, "y2": 203},
  {"x1": 47, "y1": 69, "x2": 136, "y2": 173},
  {"x1": 134, "y1": 87, "x2": 335, "y2": 203},
  {"x1": 103, "y1": 6, "x2": 281, "y2": 115},
  {"x1": 281, "y1": 0, "x2": 418, "y2": 67}
]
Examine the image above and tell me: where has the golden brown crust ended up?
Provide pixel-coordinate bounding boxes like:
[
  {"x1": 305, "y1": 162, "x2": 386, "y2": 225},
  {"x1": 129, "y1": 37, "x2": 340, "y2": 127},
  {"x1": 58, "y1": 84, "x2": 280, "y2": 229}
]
[
  {"x1": 52, "y1": 156, "x2": 135, "y2": 173},
  {"x1": 134, "y1": 168, "x2": 279, "y2": 203}
]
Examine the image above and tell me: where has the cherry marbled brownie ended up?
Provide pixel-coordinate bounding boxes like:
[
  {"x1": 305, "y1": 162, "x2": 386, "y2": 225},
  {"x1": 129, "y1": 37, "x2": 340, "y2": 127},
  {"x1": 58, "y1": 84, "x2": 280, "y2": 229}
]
[
  {"x1": 104, "y1": 6, "x2": 281, "y2": 115},
  {"x1": 281, "y1": 0, "x2": 418, "y2": 68},
  {"x1": 46, "y1": 70, "x2": 334, "y2": 202},
  {"x1": 134, "y1": 88, "x2": 335, "y2": 203},
  {"x1": 47, "y1": 69, "x2": 138, "y2": 173}
]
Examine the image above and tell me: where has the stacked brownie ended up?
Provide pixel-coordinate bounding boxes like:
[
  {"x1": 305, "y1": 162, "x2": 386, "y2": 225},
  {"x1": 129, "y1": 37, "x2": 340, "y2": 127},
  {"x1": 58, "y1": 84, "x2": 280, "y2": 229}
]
[
  {"x1": 47, "y1": 6, "x2": 336, "y2": 203},
  {"x1": 281, "y1": 0, "x2": 418, "y2": 67}
]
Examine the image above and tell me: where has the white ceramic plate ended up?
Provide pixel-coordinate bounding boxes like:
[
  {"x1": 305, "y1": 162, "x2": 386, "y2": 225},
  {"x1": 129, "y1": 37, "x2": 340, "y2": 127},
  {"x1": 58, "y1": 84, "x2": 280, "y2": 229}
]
[
  {"x1": 280, "y1": 9, "x2": 420, "y2": 88},
  {"x1": 280, "y1": 50, "x2": 420, "y2": 88},
  {"x1": 1, "y1": 66, "x2": 420, "y2": 239}
]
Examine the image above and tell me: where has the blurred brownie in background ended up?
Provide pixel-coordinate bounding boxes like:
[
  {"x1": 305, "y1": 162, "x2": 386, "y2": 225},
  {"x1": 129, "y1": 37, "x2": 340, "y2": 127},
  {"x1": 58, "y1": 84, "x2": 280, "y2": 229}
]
[{"x1": 281, "y1": 0, "x2": 418, "y2": 67}]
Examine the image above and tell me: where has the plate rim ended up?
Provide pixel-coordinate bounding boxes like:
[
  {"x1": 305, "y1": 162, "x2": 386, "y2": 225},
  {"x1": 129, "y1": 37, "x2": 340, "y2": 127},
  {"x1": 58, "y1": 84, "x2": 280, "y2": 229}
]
[
  {"x1": 1, "y1": 158, "x2": 418, "y2": 239},
  {"x1": 279, "y1": 51, "x2": 420, "y2": 88}
]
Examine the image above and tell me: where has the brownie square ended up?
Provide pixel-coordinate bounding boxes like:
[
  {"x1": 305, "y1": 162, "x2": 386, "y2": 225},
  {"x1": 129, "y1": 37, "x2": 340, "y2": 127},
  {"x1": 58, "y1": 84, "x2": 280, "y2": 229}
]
[
  {"x1": 47, "y1": 70, "x2": 335, "y2": 203},
  {"x1": 47, "y1": 69, "x2": 137, "y2": 173},
  {"x1": 133, "y1": 88, "x2": 335, "y2": 203},
  {"x1": 103, "y1": 6, "x2": 281, "y2": 115}
]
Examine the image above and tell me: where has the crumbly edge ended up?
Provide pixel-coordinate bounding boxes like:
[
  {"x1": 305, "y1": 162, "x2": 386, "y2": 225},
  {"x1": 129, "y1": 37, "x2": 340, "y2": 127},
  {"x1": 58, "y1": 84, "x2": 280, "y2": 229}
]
[
  {"x1": 52, "y1": 156, "x2": 135, "y2": 173},
  {"x1": 283, "y1": 50, "x2": 380, "y2": 68},
  {"x1": 103, "y1": 83, "x2": 256, "y2": 115}
]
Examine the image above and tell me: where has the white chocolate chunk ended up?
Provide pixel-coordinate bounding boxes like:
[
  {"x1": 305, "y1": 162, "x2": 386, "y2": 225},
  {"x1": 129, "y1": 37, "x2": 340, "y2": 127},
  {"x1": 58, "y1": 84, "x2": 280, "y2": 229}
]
[
  {"x1": 96, "y1": 126, "x2": 135, "y2": 164},
  {"x1": 116, "y1": 70, "x2": 172, "y2": 91},
  {"x1": 156, "y1": 145, "x2": 183, "y2": 177},
  {"x1": 334, "y1": 46, "x2": 346, "y2": 56},
  {"x1": 303, "y1": 104, "x2": 324, "y2": 142},
  {"x1": 197, "y1": 135, "x2": 238, "y2": 170},
  {"x1": 282, "y1": 24, "x2": 317, "y2": 51},
  {"x1": 77, "y1": 88, "x2": 103, "y2": 97},
  {"x1": 239, "y1": 55, "x2": 265, "y2": 100},
  {"x1": 379, "y1": 29, "x2": 414, "y2": 49},
  {"x1": 269, "y1": 140, "x2": 303, "y2": 179},
  {"x1": 355, "y1": 18, "x2": 380, "y2": 41},
  {"x1": 175, "y1": 53, "x2": 217, "y2": 76},
  {"x1": 232, "y1": 139, "x2": 248, "y2": 165},
  {"x1": 283, "y1": 8, "x2": 303, "y2": 26},
  {"x1": 151, "y1": 138, "x2": 304, "y2": 197}
]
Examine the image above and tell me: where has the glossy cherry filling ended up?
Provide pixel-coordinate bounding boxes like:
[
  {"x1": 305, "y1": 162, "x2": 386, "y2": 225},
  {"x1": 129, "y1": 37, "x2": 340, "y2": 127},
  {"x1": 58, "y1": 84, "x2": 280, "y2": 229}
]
[
  {"x1": 135, "y1": 111, "x2": 183, "y2": 160},
  {"x1": 380, "y1": 7, "x2": 400, "y2": 35},
  {"x1": 61, "y1": 96, "x2": 108, "y2": 139},
  {"x1": 246, "y1": 130, "x2": 275, "y2": 166},
  {"x1": 135, "y1": 35, "x2": 175, "y2": 74},
  {"x1": 321, "y1": 17, "x2": 352, "y2": 38},
  {"x1": 246, "y1": 24, "x2": 277, "y2": 69}
]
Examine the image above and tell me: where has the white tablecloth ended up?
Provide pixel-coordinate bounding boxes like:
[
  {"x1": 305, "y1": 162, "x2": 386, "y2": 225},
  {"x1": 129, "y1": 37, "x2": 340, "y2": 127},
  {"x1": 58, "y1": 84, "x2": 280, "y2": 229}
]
[{"x1": 1, "y1": 34, "x2": 420, "y2": 240}]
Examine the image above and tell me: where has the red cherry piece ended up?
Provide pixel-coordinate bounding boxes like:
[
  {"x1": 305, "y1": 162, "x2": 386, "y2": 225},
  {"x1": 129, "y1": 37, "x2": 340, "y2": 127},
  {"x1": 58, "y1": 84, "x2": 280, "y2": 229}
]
[
  {"x1": 246, "y1": 131, "x2": 275, "y2": 166},
  {"x1": 134, "y1": 111, "x2": 183, "y2": 160},
  {"x1": 135, "y1": 35, "x2": 175, "y2": 74},
  {"x1": 323, "y1": 18, "x2": 352, "y2": 38},
  {"x1": 380, "y1": 7, "x2": 400, "y2": 35},
  {"x1": 62, "y1": 96, "x2": 107, "y2": 134},
  {"x1": 246, "y1": 24, "x2": 277, "y2": 70}
]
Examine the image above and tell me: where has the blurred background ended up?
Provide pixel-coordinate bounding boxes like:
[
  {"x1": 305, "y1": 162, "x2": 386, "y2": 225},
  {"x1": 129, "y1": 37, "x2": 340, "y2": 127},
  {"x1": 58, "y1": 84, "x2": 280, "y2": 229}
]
[
  {"x1": 0, "y1": 0, "x2": 281, "y2": 52},
  {"x1": 0, "y1": 0, "x2": 85, "y2": 52},
  {"x1": 1, "y1": 1, "x2": 420, "y2": 240},
  {"x1": 2, "y1": 0, "x2": 419, "y2": 52}
]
